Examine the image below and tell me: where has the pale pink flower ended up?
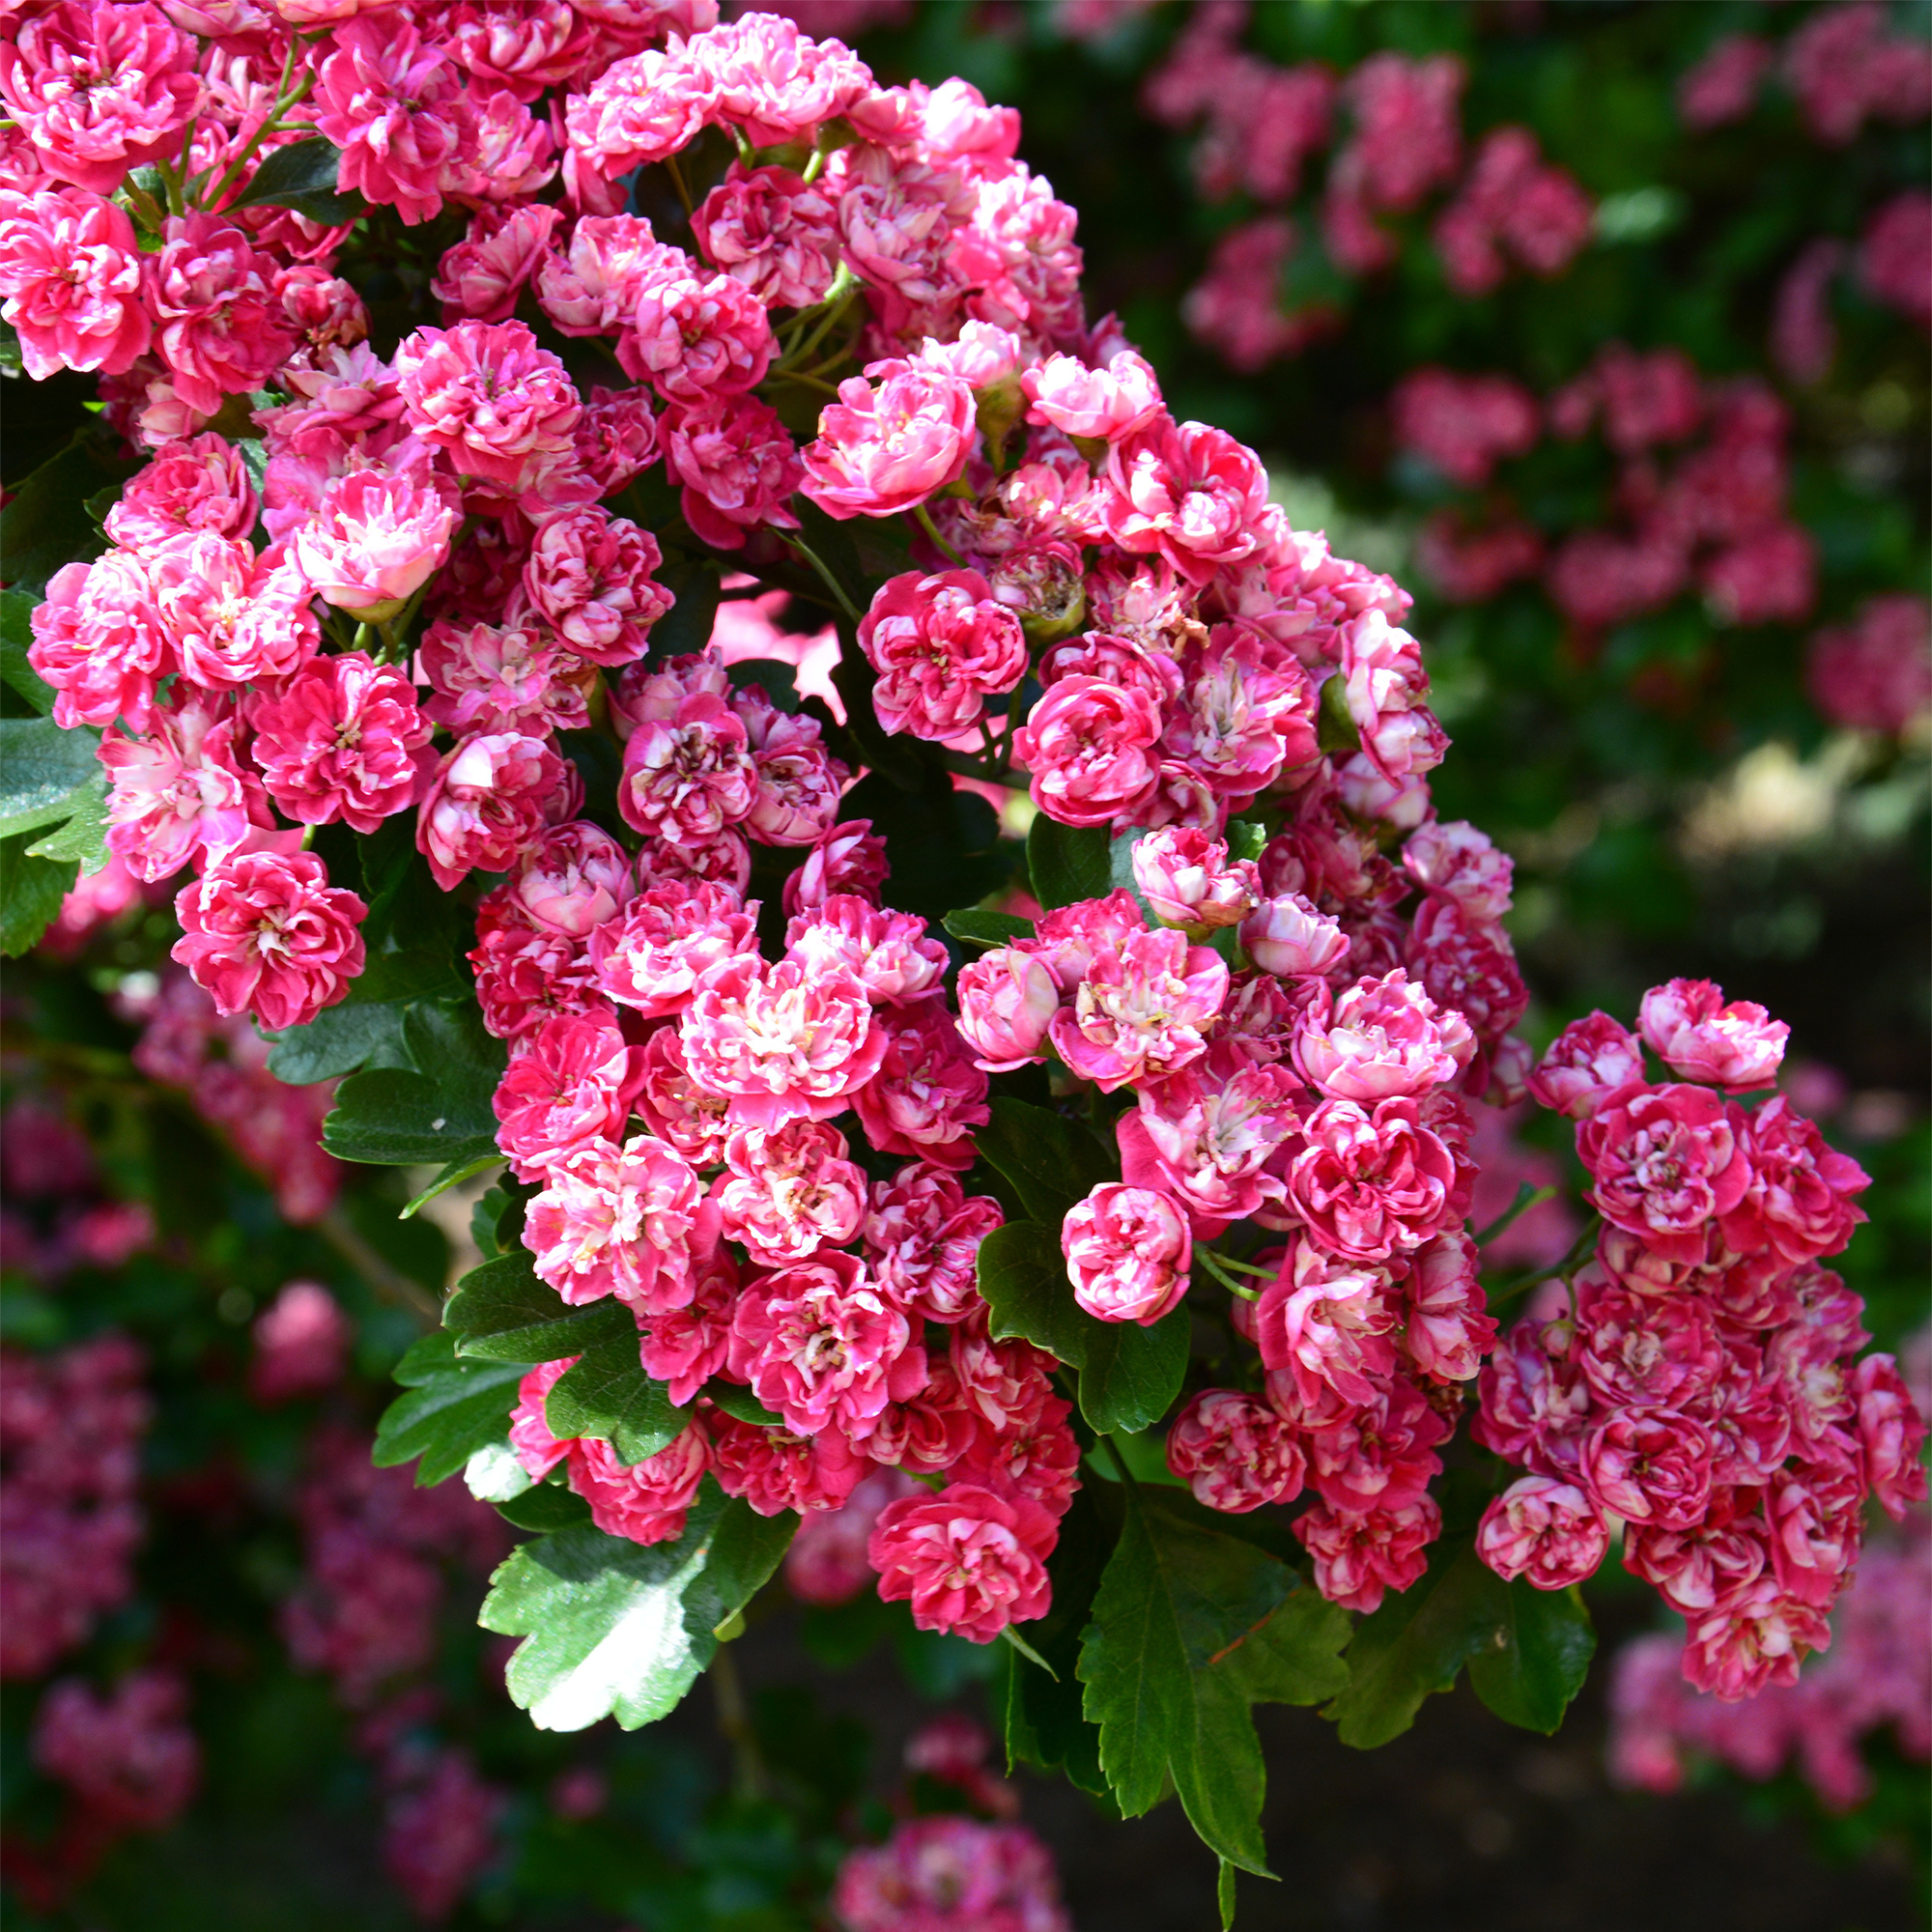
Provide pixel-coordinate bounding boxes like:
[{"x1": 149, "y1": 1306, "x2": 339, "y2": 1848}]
[
  {"x1": 728, "y1": 1250, "x2": 924, "y2": 1435},
  {"x1": 620, "y1": 266, "x2": 775, "y2": 402},
  {"x1": 681, "y1": 953, "x2": 885, "y2": 1129},
  {"x1": 617, "y1": 692, "x2": 757, "y2": 841},
  {"x1": 417, "y1": 619, "x2": 586, "y2": 738},
  {"x1": 741, "y1": 705, "x2": 845, "y2": 847},
  {"x1": 0, "y1": 185, "x2": 149, "y2": 378},
  {"x1": 859, "y1": 569, "x2": 1029, "y2": 741},
  {"x1": 1340, "y1": 608, "x2": 1446, "y2": 782},
  {"x1": 1254, "y1": 1240, "x2": 1402, "y2": 1408},
  {"x1": 445, "y1": 0, "x2": 587, "y2": 101},
  {"x1": 292, "y1": 469, "x2": 458, "y2": 616},
  {"x1": 1239, "y1": 891, "x2": 1351, "y2": 980},
  {"x1": 590, "y1": 881, "x2": 754, "y2": 1017},
  {"x1": 1403, "y1": 819, "x2": 1515, "y2": 923},
  {"x1": 394, "y1": 320, "x2": 582, "y2": 497},
  {"x1": 800, "y1": 362, "x2": 976, "y2": 519},
  {"x1": 714, "y1": 1118, "x2": 867, "y2": 1265},
  {"x1": 1638, "y1": 978, "x2": 1790, "y2": 1090},
  {"x1": 248, "y1": 651, "x2": 430, "y2": 834},
  {"x1": 954, "y1": 946, "x2": 1061, "y2": 1072},
  {"x1": 0, "y1": 1, "x2": 202, "y2": 195},
  {"x1": 492, "y1": 1013, "x2": 643, "y2": 1182},
  {"x1": 691, "y1": 161, "x2": 840, "y2": 308},
  {"x1": 1012, "y1": 675, "x2": 1162, "y2": 828},
  {"x1": 1061, "y1": 1183, "x2": 1191, "y2": 1325},
  {"x1": 1286, "y1": 1095, "x2": 1462, "y2": 1263},
  {"x1": 1050, "y1": 925, "x2": 1228, "y2": 1093},
  {"x1": 781, "y1": 818, "x2": 888, "y2": 916},
  {"x1": 1022, "y1": 349, "x2": 1162, "y2": 442},
  {"x1": 415, "y1": 731, "x2": 568, "y2": 892},
  {"x1": 1128, "y1": 1048, "x2": 1301, "y2": 1223},
  {"x1": 1528, "y1": 1011, "x2": 1646, "y2": 1121},
  {"x1": 100, "y1": 696, "x2": 266, "y2": 882},
  {"x1": 508, "y1": 822, "x2": 632, "y2": 939},
  {"x1": 692, "y1": 14, "x2": 867, "y2": 147},
  {"x1": 523, "y1": 1131, "x2": 706, "y2": 1315},
  {"x1": 535, "y1": 216, "x2": 680, "y2": 336},
  {"x1": 1101, "y1": 418, "x2": 1270, "y2": 583},
  {"x1": 1130, "y1": 827, "x2": 1258, "y2": 933},
  {"x1": 432, "y1": 203, "x2": 563, "y2": 325},
  {"x1": 148, "y1": 533, "x2": 318, "y2": 691},
  {"x1": 1476, "y1": 1477, "x2": 1607, "y2": 1590},
  {"x1": 785, "y1": 895, "x2": 948, "y2": 1010},
  {"x1": 1293, "y1": 968, "x2": 1474, "y2": 1103},
  {"x1": 562, "y1": 46, "x2": 715, "y2": 213},
  {"x1": 867, "y1": 1483, "x2": 1056, "y2": 1642},
  {"x1": 171, "y1": 849, "x2": 367, "y2": 1032}
]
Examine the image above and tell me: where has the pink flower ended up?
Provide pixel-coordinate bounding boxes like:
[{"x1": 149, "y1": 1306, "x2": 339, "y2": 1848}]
[
  {"x1": 868, "y1": 1483, "x2": 1056, "y2": 1642},
  {"x1": 785, "y1": 895, "x2": 949, "y2": 1009},
  {"x1": 492, "y1": 1013, "x2": 643, "y2": 1182},
  {"x1": 742, "y1": 706, "x2": 845, "y2": 848},
  {"x1": 639, "y1": 1251, "x2": 736, "y2": 1406},
  {"x1": 714, "y1": 1119, "x2": 867, "y2": 1265},
  {"x1": 394, "y1": 321, "x2": 582, "y2": 497},
  {"x1": 535, "y1": 216, "x2": 680, "y2": 336},
  {"x1": 507, "y1": 822, "x2": 631, "y2": 939},
  {"x1": 728, "y1": 1250, "x2": 924, "y2": 1436},
  {"x1": 563, "y1": 45, "x2": 715, "y2": 212},
  {"x1": 522, "y1": 1132, "x2": 707, "y2": 1315},
  {"x1": 1022, "y1": 349, "x2": 1163, "y2": 442},
  {"x1": 1129, "y1": 1048, "x2": 1301, "y2": 1223},
  {"x1": 416, "y1": 731, "x2": 567, "y2": 893},
  {"x1": 1389, "y1": 368, "x2": 1540, "y2": 488},
  {"x1": 416, "y1": 619, "x2": 585, "y2": 739},
  {"x1": 1720, "y1": 1094, "x2": 1869, "y2": 1267},
  {"x1": 691, "y1": 161, "x2": 840, "y2": 308},
  {"x1": 1012, "y1": 675, "x2": 1163, "y2": 828},
  {"x1": 1805, "y1": 592, "x2": 1932, "y2": 733},
  {"x1": 575, "y1": 384, "x2": 659, "y2": 498},
  {"x1": 102, "y1": 433, "x2": 256, "y2": 551},
  {"x1": 1681, "y1": 1577, "x2": 1831, "y2": 1701},
  {"x1": 1254, "y1": 1240, "x2": 1402, "y2": 1407},
  {"x1": 148, "y1": 533, "x2": 318, "y2": 691},
  {"x1": 1405, "y1": 1231, "x2": 1496, "y2": 1383},
  {"x1": 292, "y1": 469, "x2": 458, "y2": 617},
  {"x1": 1049, "y1": 925, "x2": 1228, "y2": 1093},
  {"x1": 621, "y1": 266, "x2": 776, "y2": 402},
  {"x1": 858, "y1": 569, "x2": 1029, "y2": 741},
  {"x1": 1580, "y1": 1408, "x2": 1713, "y2": 1532},
  {"x1": 681, "y1": 953, "x2": 885, "y2": 1129},
  {"x1": 1402, "y1": 819, "x2": 1515, "y2": 923},
  {"x1": 834, "y1": 1817, "x2": 1070, "y2": 1932},
  {"x1": 146, "y1": 213, "x2": 298, "y2": 418},
  {"x1": 850, "y1": 1004, "x2": 989, "y2": 1172},
  {"x1": 248, "y1": 651, "x2": 431, "y2": 835},
  {"x1": 1678, "y1": 34, "x2": 1775, "y2": 130},
  {"x1": 590, "y1": 882, "x2": 754, "y2": 1016},
  {"x1": 1306, "y1": 1376, "x2": 1448, "y2": 1516},
  {"x1": 100, "y1": 696, "x2": 267, "y2": 882},
  {"x1": 781, "y1": 819, "x2": 889, "y2": 916},
  {"x1": 32, "y1": 1669, "x2": 199, "y2": 1833},
  {"x1": 617, "y1": 692, "x2": 757, "y2": 842},
  {"x1": 1293, "y1": 969, "x2": 1473, "y2": 1102},
  {"x1": 569, "y1": 1426, "x2": 712, "y2": 1548},
  {"x1": 1527, "y1": 1011, "x2": 1645, "y2": 1120},
  {"x1": 522, "y1": 507, "x2": 671, "y2": 667},
  {"x1": 1131, "y1": 827, "x2": 1258, "y2": 933},
  {"x1": 693, "y1": 14, "x2": 868, "y2": 147},
  {"x1": 171, "y1": 850, "x2": 367, "y2": 1032},
  {"x1": 27, "y1": 553, "x2": 172, "y2": 734},
  {"x1": 0, "y1": 1, "x2": 202, "y2": 195},
  {"x1": 0, "y1": 185, "x2": 149, "y2": 378},
  {"x1": 707, "y1": 1411, "x2": 867, "y2": 1518},
  {"x1": 1239, "y1": 891, "x2": 1351, "y2": 980},
  {"x1": 1860, "y1": 189, "x2": 1932, "y2": 329},
  {"x1": 662, "y1": 392, "x2": 803, "y2": 550},
  {"x1": 249, "y1": 1280, "x2": 351, "y2": 1404},
  {"x1": 314, "y1": 20, "x2": 468, "y2": 227},
  {"x1": 953, "y1": 946, "x2": 1060, "y2": 1073},
  {"x1": 1287, "y1": 1095, "x2": 1462, "y2": 1263},
  {"x1": 1637, "y1": 978, "x2": 1790, "y2": 1090},
  {"x1": 1061, "y1": 1184, "x2": 1191, "y2": 1325},
  {"x1": 865, "y1": 1162, "x2": 1003, "y2": 1324},
  {"x1": 1165, "y1": 1388, "x2": 1305, "y2": 1513},
  {"x1": 783, "y1": 1467, "x2": 920, "y2": 1608},
  {"x1": 1100, "y1": 418, "x2": 1270, "y2": 583},
  {"x1": 1851, "y1": 1353, "x2": 1929, "y2": 1520},
  {"x1": 1476, "y1": 1477, "x2": 1608, "y2": 1590},
  {"x1": 1340, "y1": 608, "x2": 1446, "y2": 782},
  {"x1": 1577, "y1": 1083, "x2": 1750, "y2": 1264},
  {"x1": 432, "y1": 203, "x2": 564, "y2": 324},
  {"x1": 1294, "y1": 1495, "x2": 1440, "y2": 1615},
  {"x1": 800, "y1": 362, "x2": 976, "y2": 519}
]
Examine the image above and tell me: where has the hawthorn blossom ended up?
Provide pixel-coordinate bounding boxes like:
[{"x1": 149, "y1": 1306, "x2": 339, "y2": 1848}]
[
  {"x1": 867, "y1": 1483, "x2": 1056, "y2": 1642},
  {"x1": 1476, "y1": 1477, "x2": 1608, "y2": 1590},
  {"x1": 1166, "y1": 1388, "x2": 1305, "y2": 1512},
  {"x1": 1062, "y1": 1183, "x2": 1192, "y2": 1324},
  {"x1": 522, "y1": 1132, "x2": 707, "y2": 1314},
  {"x1": 248, "y1": 652, "x2": 431, "y2": 833}
]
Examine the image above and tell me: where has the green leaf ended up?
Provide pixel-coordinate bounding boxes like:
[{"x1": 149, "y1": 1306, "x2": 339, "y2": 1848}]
[
  {"x1": 1324, "y1": 1535, "x2": 1512, "y2": 1748},
  {"x1": 0, "y1": 716, "x2": 101, "y2": 838},
  {"x1": 1217, "y1": 1859, "x2": 1237, "y2": 1932},
  {"x1": 546, "y1": 1339, "x2": 688, "y2": 1463},
  {"x1": 1027, "y1": 812, "x2": 1112, "y2": 911},
  {"x1": 323, "y1": 1000, "x2": 505, "y2": 1166},
  {"x1": 648, "y1": 562, "x2": 722, "y2": 661},
  {"x1": 1316, "y1": 669, "x2": 1361, "y2": 755},
  {"x1": 497, "y1": 1478, "x2": 594, "y2": 1532},
  {"x1": 1466, "y1": 1579, "x2": 1595, "y2": 1734},
  {"x1": 0, "y1": 432, "x2": 129, "y2": 597},
  {"x1": 265, "y1": 999, "x2": 412, "y2": 1084},
  {"x1": 444, "y1": 1252, "x2": 636, "y2": 1363},
  {"x1": 975, "y1": 1095, "x2": 1118, "y2": 1225},
  {"x1": 699, "y1": 1380, "x2": 785, "y2": 1427},
  {"x1": 676, "y1": 1497, "x2": 795, "y2": 1646},
  {"x1": 224, "y1": 135, "x2": 367, "y2": 223},
  {"x1": 402, "y1": 1151, "x2": 504, "y2": 1220},
  {"x1": 481, "y1": 1483, "x2": 751, "y2": 1732},
  {"x1": 24, "y1": 774, "x2": 106, "y2": 872},
  {"x1": 1211, "y1": 1585, "x2": 1352, "y2": 1708},
  {"x1": 942, "y1": 907, "x2": 1036, "y2": 947},
  {"x1": 373, "y1": 1331, "x2": 526, "y2": 1487},
  {"x1": 0, "y1": 830, "x2": 76, "y2": 957},
  {"x1": 0, "y1": 589, "x2": 53, "y2": 714},
  {"x1": 976, "y1": 1221, "x2": 1186, "y2": 1435}
]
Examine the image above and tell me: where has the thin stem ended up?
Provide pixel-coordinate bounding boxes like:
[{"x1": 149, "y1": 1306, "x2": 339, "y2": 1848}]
[
  {"x1": 783, "y1": 536, "x2": 860, "y2": 622},
  {"x1": 1206, "y1": 1251, "x2": 1278, "y2": 1279},
  {"x1": 912, "y1": 500, "x2": 965, "y2": 566},
  {"x1": 777, "y1": 269, "x2": 858, "y2": 370},
  {"x1": 1472, "y1": 1182, "x2": 1558, "y2": 1249},
  {"x1": 771, "y1": 366, "x2": 840, "y2": 398},
  {"x1": 708, "y1": 1645, "x2": 768, "y2": 1801},
  {"x1": 316, "y1": 1207, "x2": 438, "y2": 1322},
  {"x1": 205, "y1": 68, "x2": 314, "y2": 211},
  {"x1": 1194, "y1": 1249, "x2": 1260, "y2": 1301},
  {"x1": 664, "y1": 152, "x2": 695, "y2": 217},
  {"x1": 1098, "y1": 1434, "x2": 1136, "y2": 1488},
  {"x1": 1484, "y1": 1215, "x2": 1601, "y2": 1312}
]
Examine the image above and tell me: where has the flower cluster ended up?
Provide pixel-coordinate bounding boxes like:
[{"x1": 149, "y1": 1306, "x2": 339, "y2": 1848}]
[
  {"x1": 1804, "y1": 591, "x2": 1932, "y2": 736},
  {"x1": 1478, "y1": 982, "x2": 1926, "y2": 1697},
  {"x1": 834, "y1": 1814, "x2": 1070, "y2": 1932},
  {"x1": 0, "y1": 1095, "x2": 154, "y2": 1286},
  {"x1": 1608, "y1": 1497, "x2": 1929, "y2": 1810},
  {"x1": 0, "y1": 1334, "x2": 151, "y2": 1680},
  {"x1": 31, "y1": 1669, "x2": 200, "y2": 1840},
  {"x1": 1410, "y1": 347, "x2": 1818, "y2": 635},
  {"x1": 1138, "y1": 3, "x2": 1591, "y2": 371}
]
